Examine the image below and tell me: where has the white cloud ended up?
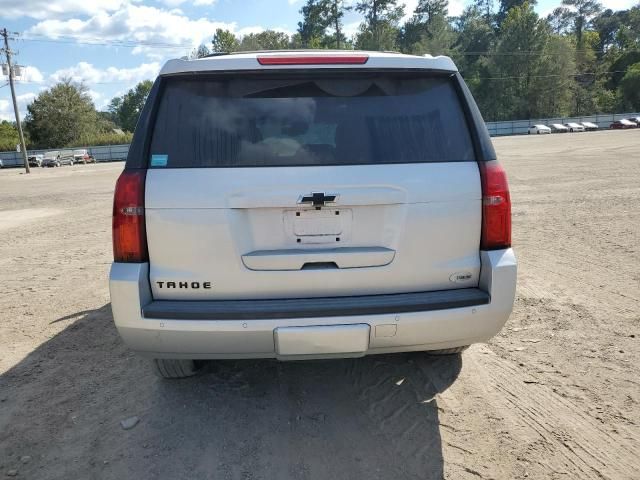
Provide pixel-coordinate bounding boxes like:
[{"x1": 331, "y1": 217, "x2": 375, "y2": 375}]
[
  {"x1": 0, "y1": 99, "x2": 14, "y2": 122},
  {"x1": 49, "y1": 61, "x2": 161, "y2": 85},
  {"x1": 18, "y1": 93, "x2": 37, "y2": 104},
  {"x1": 0, "y1": 93, "x2": 37, "y2": 122},
  {"x1": 448, "y1": 0, "x2": 464, "y2": 17},
  {"x1": 160, "y1": 0, "x2": 216, "y2": 6},
  {"x1": 343, "y1": 21, "x2": 361, "y2": 38},
  {"x1": 26, "y1": 4, "x2": 238, "y2": 59},
  {"x1": 161, "y1": 0, "x2": 187, "y2": 6},
  {"x1": 13, "y1": 66, "x2": 45, "y2": 84},
  {"x1": 401, "y1": 0, "x2": 420, "y2": 23},
  {"x1": 0, "y1": 61, "x2": 160, "y2": 121},
  {"x1": 236, "y1": 25, "x2": 270, "y2": 36},
  {"x1": 2, "y1": 0, "x2": 127, "y2": 20},
  {"x1": 595, "y1": 0, "x2": 636, "y2": 10},
  {"x1": 88, "y1": 90, "x2": 109, "y2": 109}
]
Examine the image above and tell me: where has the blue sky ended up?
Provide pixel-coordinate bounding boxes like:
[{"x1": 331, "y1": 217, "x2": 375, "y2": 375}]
[{"x1": 1, "y1": 0, "x2": 636, "y2": 121}]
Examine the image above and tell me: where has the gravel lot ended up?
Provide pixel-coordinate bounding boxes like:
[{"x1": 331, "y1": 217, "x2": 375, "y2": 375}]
[{"x1": 1, "y1": 131, "x2": 638, "y2": 479}]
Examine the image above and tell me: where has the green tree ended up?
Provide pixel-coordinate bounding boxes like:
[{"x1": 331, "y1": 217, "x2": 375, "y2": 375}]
[
  {"x1": 399, "y1": 0, "x2": 453, "y2": 54},
  {"x1": 24, "y1": 79, "x2": 98, "y2": 148},
  {"x1": 354, "y1": 0, "x2": 405, "y2": 50},
  {"x1": 211, "y1": 29, "x2": 240, "y2": 53},
  {"x1": 0, "y1": 120, "x2": 22, "y2": 151},
  {"x1": 326, "y1": 0, "x2": 352, "y2": 48},
  {"x1": 534, "y1": 34, "x2": 576, "y2": 116},
  {"x1": 606, "y1": 50, "x2": 640, "y2": 89},
  {"x1": 238, "y1": 30, "x2": 291, "y2": 50},
  {"x1": 552, "y1": 0, "x2": 602, "y2": 46},
  {"x1": 454, "y1": 5, "x2": 495, "y2": 62},
  {"x1": 488, "y1": 3, "x2": 572, "y2": 119},
  {"x1": 298, "y1": 0, "x2": 331, "y2": 47},
  {"x1": 473, "y1": 0, "x2": 495, "y2": 24},
  {"x1": 96, "y1": 111, "x2": 118, "y2": 129},
  {"x1": 414, "y1": 0, "x2": 449, "y2": 27},
  {"x1": 616, "y1": 5, "x2": 640, "y2": 50},
  {"x1": 190, "y1": 43, "x2": 211, "y2": 59},
  {"x1": 497, "y1": 0, "x2": 536, "y2": 27},
  {"x1": 450, "y1": 6, "x2": 495, "y2": 112},
  {"x1": 592, "y1": 9, "x2": 623, "y2": 52},
  {"x1": 108, "y1": 80, "x2": 154, "y2": 133},
  {"x1": 619, "y1": 62, "x2": 640, "y2": 109},
  {"x1": 547, "y1": 7, "x2": 573, "y2": 34}
]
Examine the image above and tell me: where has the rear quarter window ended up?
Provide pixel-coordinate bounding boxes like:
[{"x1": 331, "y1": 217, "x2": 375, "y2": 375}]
[{"x1": 149, "y1": 73, "x2": 475, "y2": 168}]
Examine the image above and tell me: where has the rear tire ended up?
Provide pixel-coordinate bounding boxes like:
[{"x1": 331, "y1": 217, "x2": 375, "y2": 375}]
[
  {"x1": 152, "y1": 359, "x2": 199, "y2": 379},
  {"x1": 426, "y1": 346, "x2": 469, "y2": 355}
]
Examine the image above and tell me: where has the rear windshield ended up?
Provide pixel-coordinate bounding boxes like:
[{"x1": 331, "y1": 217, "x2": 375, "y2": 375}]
[{"x1": 149, "y1": 73, "x2": 475, "y2": 168}]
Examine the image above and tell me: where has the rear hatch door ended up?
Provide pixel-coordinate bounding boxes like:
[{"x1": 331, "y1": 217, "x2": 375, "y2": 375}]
[{"x1": 145, "y1": 71, "x2": 481, "y2": 300}]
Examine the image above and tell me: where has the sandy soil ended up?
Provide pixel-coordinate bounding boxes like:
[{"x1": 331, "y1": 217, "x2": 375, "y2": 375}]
[{"x1": 0, "y1": 131, "x2": 638, "y2": 479}]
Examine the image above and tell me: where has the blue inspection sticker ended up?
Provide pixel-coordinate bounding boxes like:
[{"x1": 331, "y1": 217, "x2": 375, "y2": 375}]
[{"x1": 150, "y1": 154, "x2": 168, "y2": 167}]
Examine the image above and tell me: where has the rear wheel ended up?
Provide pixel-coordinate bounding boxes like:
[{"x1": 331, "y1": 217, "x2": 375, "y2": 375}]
[
  {"x1": 152, "y1": 359, "x2": 200, "y2": 379},
  {"x1": 426, "y1": 346, "x2": 469, "y2": 355}
]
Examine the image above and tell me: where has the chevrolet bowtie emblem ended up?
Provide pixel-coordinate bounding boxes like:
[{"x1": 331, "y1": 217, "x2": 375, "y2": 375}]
[{"x1": 298, "y1": 192, "x2": 338, "y2": 206}]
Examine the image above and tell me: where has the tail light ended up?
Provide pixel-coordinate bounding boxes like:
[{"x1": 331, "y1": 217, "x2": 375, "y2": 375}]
[
  {"x1": 112, "y1": 170, "x2": 148, "y2": 262},
  {"x1": 478, "y1": 161, "x2": 511, "y2": 250}
]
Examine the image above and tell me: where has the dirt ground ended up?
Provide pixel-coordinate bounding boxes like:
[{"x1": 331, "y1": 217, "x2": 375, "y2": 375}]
[{"x1": 0, "y1": 130, "x2": 638, "y2": 480}]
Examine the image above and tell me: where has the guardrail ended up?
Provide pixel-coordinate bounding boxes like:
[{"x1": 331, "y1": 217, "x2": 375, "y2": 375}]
[{"x1": 2, "y1": 112, "x2": 640, "y2": 167}]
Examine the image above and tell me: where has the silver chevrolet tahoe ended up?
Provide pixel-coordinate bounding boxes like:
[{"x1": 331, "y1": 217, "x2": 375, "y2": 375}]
[{"x1": 109, "y1": 51, "x2": 517, "y2": 379}]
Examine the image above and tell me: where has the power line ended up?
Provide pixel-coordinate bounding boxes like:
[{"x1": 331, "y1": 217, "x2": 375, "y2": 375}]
[
  {"x1": 14, "y1": 79, "x2": 150, "y2": 85},
  {"x1": 460, "y1": 49, "x2": 639, "y2": 56},
  {"x1": 20, "y1": 35, "x2": 193, "y2": 50},
  {"x1": 14, "y1": 32, "x2": 640, "y2": 58},
  {"x1": 471, "y1": 69, "x2": 629, "y2": 80}
]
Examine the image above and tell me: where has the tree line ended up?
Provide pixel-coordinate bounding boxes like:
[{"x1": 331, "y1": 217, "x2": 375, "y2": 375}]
[
  {"x1": 196, "y1": 0, "x2": 640, "y2": 120},
  {"x1": 2, "y1": 0, "x2": 639, "y2": 150},
  {"x1": 0, "y1": 79, "x2": 150, "y2": 150}
]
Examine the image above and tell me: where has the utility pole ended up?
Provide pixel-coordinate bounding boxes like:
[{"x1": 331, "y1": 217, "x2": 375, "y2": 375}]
[
  {"x1": 1, "y1": 28, "x2": 29, "y2": 174},
  {"x1": 334, "y1": 0, "x2": 341, "y2": 49}
]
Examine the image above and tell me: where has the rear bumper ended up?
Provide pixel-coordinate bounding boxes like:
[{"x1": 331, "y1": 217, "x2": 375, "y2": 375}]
[{"x1": 109, "y1": 248, "x2": 517, "y2": 359}]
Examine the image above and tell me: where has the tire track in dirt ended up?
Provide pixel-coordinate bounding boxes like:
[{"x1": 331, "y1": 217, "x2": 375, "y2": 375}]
[{"x1": 465, "y1": 347, "x2": 639, "y2": 480}]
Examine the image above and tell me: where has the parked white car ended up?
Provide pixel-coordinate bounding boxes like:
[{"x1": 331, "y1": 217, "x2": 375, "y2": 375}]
[
  {"x1": 581, "y1": 122, "x2": 598, "y2": 131},
  {"x1": 550, "y1": 124, "x2": 569, "y2": 133},
  {"x1": 528, "y1": 124, "x2": 551, "y2": 134},
  {"x1": 565, "y1": 122, "x2": 585, "y2": 132},
  {"x1": 109, "y1": 51, "x2": 517, "y2": 378}
]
